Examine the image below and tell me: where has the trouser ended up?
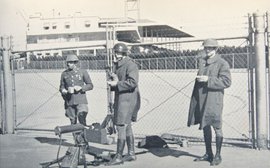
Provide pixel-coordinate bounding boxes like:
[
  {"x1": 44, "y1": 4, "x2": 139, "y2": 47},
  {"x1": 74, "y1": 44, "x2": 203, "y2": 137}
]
[
  {"x1": 66, "y1": 104, "x2": 88, "y2": 126},
  {"x1": 69, "y1": 112, "x2": 87, "y2": 126}
]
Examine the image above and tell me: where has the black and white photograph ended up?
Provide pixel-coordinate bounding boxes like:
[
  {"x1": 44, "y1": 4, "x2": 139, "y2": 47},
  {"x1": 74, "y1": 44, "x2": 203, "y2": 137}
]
[{"x1": 0, "y1": 0, "x2": 270, "y2": 167}]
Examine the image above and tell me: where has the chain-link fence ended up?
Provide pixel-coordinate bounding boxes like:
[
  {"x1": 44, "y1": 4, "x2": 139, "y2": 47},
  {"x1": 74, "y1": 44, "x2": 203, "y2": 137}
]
[{"x1": 11, "y1": 37, "x2": 254, "y2": 146}]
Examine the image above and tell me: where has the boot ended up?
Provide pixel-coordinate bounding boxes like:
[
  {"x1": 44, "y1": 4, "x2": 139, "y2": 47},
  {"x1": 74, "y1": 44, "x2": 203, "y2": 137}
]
[
  {"x1": 194, "y1": 127, "x2": 213, "y2": 162},
  {"x1": 211, "y1": 137, "x2": 223, "y2": 166},
  {"x1": 122, "y1": 136, "x2": 137, "y2": 162},
  {"x1": 78, "y1": 112, "x2": 87, "y2": 126},
  {"x1": 106, "y1": 139, "x2": 125, "y2": 166}
]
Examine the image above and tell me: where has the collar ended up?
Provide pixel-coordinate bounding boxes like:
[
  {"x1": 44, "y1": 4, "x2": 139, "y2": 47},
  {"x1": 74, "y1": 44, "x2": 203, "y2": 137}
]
[
  {"x1": 116, "y1": 56, "x2": 130, "y2": 67},
  {"x1": 205, "y1": 54, "x2": 220, "y2": 65},
  {"x1": 67, "y1": 67, "x2": 79, "y2": 72}
]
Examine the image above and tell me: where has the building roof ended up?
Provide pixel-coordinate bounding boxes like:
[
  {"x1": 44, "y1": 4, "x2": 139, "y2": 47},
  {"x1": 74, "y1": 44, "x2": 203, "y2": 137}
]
[
  {"x1": 112, "y1": 19, "x2": 193, "y2": 43},
  {"x1": 139, "y1": 24, "x2": 192, "y2": 38}
]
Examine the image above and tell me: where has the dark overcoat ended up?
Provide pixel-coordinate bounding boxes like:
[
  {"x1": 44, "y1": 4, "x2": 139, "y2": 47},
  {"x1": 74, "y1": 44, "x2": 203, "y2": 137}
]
[
  {"x1": 187, "y1": 54, "x2": 231, "y2": 129},
  {"x1": 112, "y1": 56, "x2": 141, "y2": 125}
]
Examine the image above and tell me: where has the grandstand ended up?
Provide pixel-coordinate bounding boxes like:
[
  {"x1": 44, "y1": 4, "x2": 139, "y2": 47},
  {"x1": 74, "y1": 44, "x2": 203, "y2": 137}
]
[{"x1": 25, "y1": 13, "x2": 193, "y2": 59}]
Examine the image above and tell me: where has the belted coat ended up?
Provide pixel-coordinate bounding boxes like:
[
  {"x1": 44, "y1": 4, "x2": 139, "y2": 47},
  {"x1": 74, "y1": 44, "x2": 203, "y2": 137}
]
[
  {"x1": 112, "y1": 56, "x2": 141, "y2": 125},
  {"x1": 187, "y1": 54, "x2": 231, "y2": 129}
]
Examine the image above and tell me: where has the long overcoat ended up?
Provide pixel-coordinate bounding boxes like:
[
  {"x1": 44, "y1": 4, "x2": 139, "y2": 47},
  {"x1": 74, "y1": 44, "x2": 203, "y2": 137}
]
[
  {"x1": 112, "y1": 56, "x2": 141, "y2": 125},
  {"x1": 187, "y1": 54, "x2": 231, "y2": 129}
]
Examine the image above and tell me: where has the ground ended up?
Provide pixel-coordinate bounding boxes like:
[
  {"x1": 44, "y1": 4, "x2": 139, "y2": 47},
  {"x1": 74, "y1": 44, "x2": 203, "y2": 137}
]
[{"x1": 0, "y1": 132, "x2": 269, "y2": 168}]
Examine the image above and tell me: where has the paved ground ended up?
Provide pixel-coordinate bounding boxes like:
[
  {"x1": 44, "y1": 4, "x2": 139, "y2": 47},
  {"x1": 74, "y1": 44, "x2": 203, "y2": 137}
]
[{"x1": 0, "y1": 132, "x2": 269, "y2": 168}]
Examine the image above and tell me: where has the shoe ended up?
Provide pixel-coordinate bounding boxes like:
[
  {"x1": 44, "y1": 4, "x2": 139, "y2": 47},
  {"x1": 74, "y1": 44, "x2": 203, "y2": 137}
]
[
  {"x1": 105, "y1": 153, "x2": 124, "y2": 166},
  {"x1": 194, "y1": 153, "x2": 213, "y2": 162},
  {"x1": 122, "y1": 154, "x2": 136, "y2": 162},
  {"x1": 210, "y1": 155, "x2": 222, "y2": 166}
]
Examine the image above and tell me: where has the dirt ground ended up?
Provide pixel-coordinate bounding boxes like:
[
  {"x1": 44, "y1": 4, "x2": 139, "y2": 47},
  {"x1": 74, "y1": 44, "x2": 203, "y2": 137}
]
[{"x1": 0, "y1": 132, "x2": 269, "y2": 168}]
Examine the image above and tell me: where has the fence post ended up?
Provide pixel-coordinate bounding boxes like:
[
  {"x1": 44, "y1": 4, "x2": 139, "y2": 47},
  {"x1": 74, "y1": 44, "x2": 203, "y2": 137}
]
[
  {"x1": 0, "y1": 42, "x2": 3, "y2": 133},
  {"x1": 247, "y1": 13, "x2": 256, "y2": 148},
  {"x1": 253, "y1": 11, "x2": 268, "y2": 149},
  {"x1": 265, "y1": 11, "x2": 270, "y2": 148},
  {"x1": 1, "y1": 36, "x2": 14, "y2": 134}
]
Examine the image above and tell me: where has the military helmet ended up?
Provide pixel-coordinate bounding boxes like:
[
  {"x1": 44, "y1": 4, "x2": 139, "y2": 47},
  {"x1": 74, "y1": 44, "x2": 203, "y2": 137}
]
[
  {"x1": 202, "y1": 39, "x2": 219, "y2": 47},
  {"x1": 113, "y1": 43, "x2": 128, "y2": 54},
  {"x1": 66, "y1": 54, "x2": 79, "y2": 62}
]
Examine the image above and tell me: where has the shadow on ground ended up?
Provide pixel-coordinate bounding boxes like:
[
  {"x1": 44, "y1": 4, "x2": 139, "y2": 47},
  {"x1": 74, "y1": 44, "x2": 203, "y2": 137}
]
[
  {"x1": 147, "y1": 147, "x2": 199, "y2": 158},
  {"x1": 35, "y1": 137, "x2": 73, "y2": 146}
]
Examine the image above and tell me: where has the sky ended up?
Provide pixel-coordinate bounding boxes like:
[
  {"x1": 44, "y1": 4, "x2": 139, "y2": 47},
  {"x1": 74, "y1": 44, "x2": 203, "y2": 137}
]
[{"x1": 0, "y1": 0, "x2": 269, "y2": 50}]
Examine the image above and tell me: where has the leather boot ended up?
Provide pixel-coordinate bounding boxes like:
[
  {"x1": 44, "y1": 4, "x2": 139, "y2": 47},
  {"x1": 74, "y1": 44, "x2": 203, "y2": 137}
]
[
  {"x1": 194, "y1": 127, "x2": 213, "y2": 162},
  {"x1": 78, "y1": 112, "x2": 87, "y2": 126},
  {"x1": 122, "y1": 136, "x2": 137, "y2": 162},
  {"x1": 106, "y1": 139, "x2": 125, "y2": 166},
  {"x1": 211, "y1": 137, "x2": 223, "y2": 166}
]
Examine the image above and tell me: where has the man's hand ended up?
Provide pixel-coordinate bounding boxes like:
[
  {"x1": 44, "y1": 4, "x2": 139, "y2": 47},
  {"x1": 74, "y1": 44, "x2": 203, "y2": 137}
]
[
  {"x1": 107, "y1": 81, "x2": 118, "y2": 87},
  {"x1": 68, "y1": 87, "x2": 74, "y2": 94},
  {"x1": 196, "y1": 75, "x2": 208, "y2": 82},
  {"x1": 61, "y1": 88, "x2": 68, "y2": 95},
  {"x1": 74, "y1": 85, "x2": 82, "y2": 92},
  {"x1": 110, "y1": 73, "x2": 119, "y2": 82}
]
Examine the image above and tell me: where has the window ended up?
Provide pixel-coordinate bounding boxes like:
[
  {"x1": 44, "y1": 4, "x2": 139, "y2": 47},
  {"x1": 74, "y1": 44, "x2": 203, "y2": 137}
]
[
  {"x1": 65, "y1": 22, "x2": 71, "y2": 29},
  {"x1": 79, "y1": 49, "x2": 94, "y2": 55},
  {"x1": 85, "y1": 21, "x2": 91, "y2": 28},
  {"x1": 43, "y1": 22, "x2": 50, "y2": 30},
  {"x1": 52, "y1": 23, "x2": 57, "y2": 29},
  {"x1": 62, "y1": 50, "x2": 76, "y2": 56}
]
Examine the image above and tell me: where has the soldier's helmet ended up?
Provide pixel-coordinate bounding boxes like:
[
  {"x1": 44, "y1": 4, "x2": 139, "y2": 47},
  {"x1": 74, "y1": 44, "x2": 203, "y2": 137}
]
[
  {"x1": 113, "y1": 43, "x2": 128, "y2": 54},
  {"x1": 202, "y1": 39, "x2": 219, "y2": 48},
  {"x1": 66, "y1": 54, "x2": 79, "y2": 62}
]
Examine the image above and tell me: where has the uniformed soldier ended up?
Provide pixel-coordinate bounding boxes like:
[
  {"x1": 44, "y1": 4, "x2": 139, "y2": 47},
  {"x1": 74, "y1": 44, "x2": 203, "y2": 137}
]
[
  {"x1": 187, "y1": 39, "x2": 231, "y2": 166},
  {"x1": 106, "y1": 43, "x2": 141, "y2": 166},
  {"x1": 59, "y1": 54, "x2": 93, "y2": 126}
]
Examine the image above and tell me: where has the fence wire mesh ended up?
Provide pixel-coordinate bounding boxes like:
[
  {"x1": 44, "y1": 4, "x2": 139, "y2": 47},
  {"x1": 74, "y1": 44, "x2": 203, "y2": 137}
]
[{"x1": 11, "y1": 37, "x2": 253, "y2": 145}]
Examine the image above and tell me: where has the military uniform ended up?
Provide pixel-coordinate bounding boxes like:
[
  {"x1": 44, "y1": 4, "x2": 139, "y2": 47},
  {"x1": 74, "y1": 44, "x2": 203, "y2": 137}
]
[{"x1": 59, "y1": 67, "x2": 93, "y2": 125}]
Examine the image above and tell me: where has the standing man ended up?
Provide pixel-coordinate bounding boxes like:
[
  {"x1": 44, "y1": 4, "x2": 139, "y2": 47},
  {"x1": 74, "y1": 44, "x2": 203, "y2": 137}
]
[
  {"x1": 60, "y1": 54, "x2": 93, "y2": 126},
  {"x1": 106, "y1": 43, "x2": 141, "y2": 166},
  {"x1": 187, "y1": 39, "x2": 231, "y2": 166}
]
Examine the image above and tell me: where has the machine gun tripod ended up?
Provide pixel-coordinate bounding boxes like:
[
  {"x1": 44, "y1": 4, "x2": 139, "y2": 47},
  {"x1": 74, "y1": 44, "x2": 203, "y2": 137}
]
[{"x1": 40, "y1": 124, "x2": 88, "y2": 168}]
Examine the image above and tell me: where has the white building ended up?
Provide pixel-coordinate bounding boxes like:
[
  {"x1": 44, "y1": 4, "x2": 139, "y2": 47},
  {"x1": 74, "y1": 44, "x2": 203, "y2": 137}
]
[{"x1": 26, "y1": 13, "x2": 192, "y2": 57}]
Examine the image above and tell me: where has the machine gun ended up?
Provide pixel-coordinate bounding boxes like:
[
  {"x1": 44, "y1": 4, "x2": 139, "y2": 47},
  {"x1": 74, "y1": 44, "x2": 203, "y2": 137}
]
[{"x1": 40, "y1": 124, "x2": 87, "y2": 168}]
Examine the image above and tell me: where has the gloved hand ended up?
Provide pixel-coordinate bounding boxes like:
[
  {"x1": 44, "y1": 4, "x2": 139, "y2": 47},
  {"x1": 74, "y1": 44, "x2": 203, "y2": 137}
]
[
  {"x1": 74, "y1": 85, "x2": 82, "y2": 92},
  {"x1": 61, "y1": 88, "x2": 68, "y2": 95}
]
